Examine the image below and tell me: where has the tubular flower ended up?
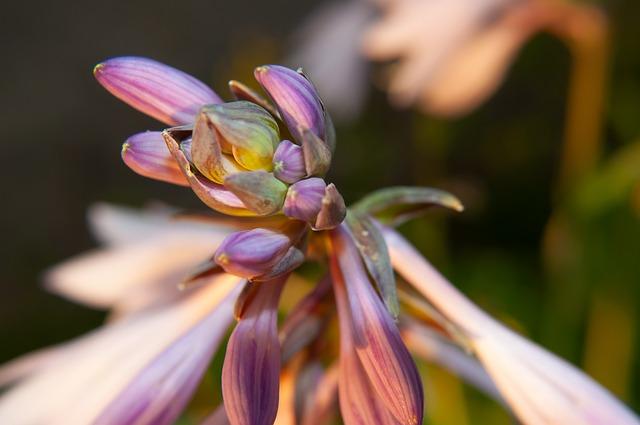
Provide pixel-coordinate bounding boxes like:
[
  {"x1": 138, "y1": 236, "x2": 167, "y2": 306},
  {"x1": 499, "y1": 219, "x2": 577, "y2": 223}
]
[
  {"x1": 289, "y1": 0, "x2": 588, "y2": 119},
  {"x1": 0, "y1": 57, "x2": 637, "y2": 425}
]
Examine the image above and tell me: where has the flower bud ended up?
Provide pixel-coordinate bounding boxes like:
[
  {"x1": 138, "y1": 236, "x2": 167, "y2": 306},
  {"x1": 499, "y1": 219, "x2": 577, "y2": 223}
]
[
  {"x1": 121, "y1": 131, "x2": 188, "y2": 186},
  {"x1": 94, "y1": 56, "x2": 221, "y2": 126},
  {"x1": 284, "y1": 179, "x2": 346, "y2": 230},
  {"x1": 283, "y1": 178, "x2": 326, "y2": 223},
  {"x1": 222, "y1": 278, "x2": 285, "y2": 425},
  {"x1": 202, "y1": 101, "x2": 279, "y2": 171},
  {"x1": 254, "y1": 65, "x2": 325, "y2": 144},
  {"x1": 214, "y1": 229, "x2": 291, "y2": 279},
  {"x1": 225, "y1": 171, "x2": 288, "y2": 216},
  {"x1": 273, "y1": 140, "x2": 306, "y2": 184}
]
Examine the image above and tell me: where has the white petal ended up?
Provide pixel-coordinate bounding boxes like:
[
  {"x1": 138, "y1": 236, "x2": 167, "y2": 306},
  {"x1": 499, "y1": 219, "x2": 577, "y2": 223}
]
[
  {"x1": 0, "y1": 275, "x2": 242, "y2": 425},
  {"x1": 45, "y1": 230, "x2": 228, "y2": 310}
]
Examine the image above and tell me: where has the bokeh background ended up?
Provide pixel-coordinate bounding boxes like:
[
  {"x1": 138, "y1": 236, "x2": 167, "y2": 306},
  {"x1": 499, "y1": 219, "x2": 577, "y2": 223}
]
[{"x1": 1, "y1": 0, "x2": 639, "y2": 423}]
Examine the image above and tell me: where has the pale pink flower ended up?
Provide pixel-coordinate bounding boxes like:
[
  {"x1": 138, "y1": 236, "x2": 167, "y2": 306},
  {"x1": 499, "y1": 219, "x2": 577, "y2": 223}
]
[{"x1": 384, "y1": 226, "x2": 640, "y2": 425}]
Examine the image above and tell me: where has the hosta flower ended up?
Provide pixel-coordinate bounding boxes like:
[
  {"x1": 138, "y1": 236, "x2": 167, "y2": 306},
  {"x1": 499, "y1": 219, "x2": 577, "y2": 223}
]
[
  {"x1": 95, "y1": 56, "x2": 345, "y2": 221},
  {"x1": 0, "y1": 57, "x2": 637, "y2": 425},
  {"x1": 289, "y1": 0, "x2": 567, "y2": 119}
]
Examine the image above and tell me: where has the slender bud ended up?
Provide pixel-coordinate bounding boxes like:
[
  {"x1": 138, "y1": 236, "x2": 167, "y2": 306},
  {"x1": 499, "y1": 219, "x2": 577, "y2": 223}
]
[
  {"x1": 94, "y1": 56, "x2": 221, "y2": 125},
  {"x1": 273, "y1": 140, "x2": 306, "y2": 184},
  {"x1": 225, "y1": 171, "x2": 288, "y2": 216},
  {"x1": 214, "y1": 228, "x2": 292, "y2": 280},
  {"x1": 222, "y1": 277, "x2": 286, "y2": 425},
  {"x1": 254, "y1": 65, "x2": 325, "y2": 144},
  {"x1": 121, "y1": 131, "x2": 188, "y2": 186},
  {"x1": 283, "y1": 178, "x2": 326, "y2": 223},
  {"x1": 202, "y1": 101, "x2": 279, "y2": 171}
]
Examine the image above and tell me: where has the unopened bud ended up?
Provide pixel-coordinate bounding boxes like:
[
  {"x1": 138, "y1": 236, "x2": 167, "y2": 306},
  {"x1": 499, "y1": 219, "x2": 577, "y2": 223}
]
[
  {"x1": 283, "y1": 178, "x2": 327, "y2": 223},
  {"x1": 273, "y1": 140, "x2": 306, "y2": 184},
  {"x1": 202, "y1": 101, "x2": 279, "y2": 171},
  {"x1": 254, "y1": 65, "x2": 325, "y2": 144},
  {"x1": 214, "y1": 228, "x2": 291, "y2": 279}
]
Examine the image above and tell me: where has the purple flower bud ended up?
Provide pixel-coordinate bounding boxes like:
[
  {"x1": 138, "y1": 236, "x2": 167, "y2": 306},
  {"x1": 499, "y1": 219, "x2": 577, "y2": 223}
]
[
  {"x1": 94, "y1": 56, "x2": 222, "y2": 126},
  {"x1": 214, "y1": 229, "x2": 292, "y2": 280},
  {"x1": 273, "y1": 140, "x2": 306, "y2": 184},
  {"x1": 283, "y1": 178, "x2": 327, "y2": 223},
  {"x1": 222, "y1": 278, "x2": 285, "y2": 425},
  {"x1": 254, "y1": 65, "x2": 325, "y2": 144},
  {"x1": 329, "y1": 226, "x2": 424, "y2": 425},
  {"x1": 121, "y1": 131, "x2": 188, "y2": 186}
]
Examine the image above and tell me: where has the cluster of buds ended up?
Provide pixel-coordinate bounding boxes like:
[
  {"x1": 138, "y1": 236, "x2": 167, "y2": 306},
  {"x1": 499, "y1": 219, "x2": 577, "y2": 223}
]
[{"x1": 96, "y1": 58, "x2": 346, "y2": 281}]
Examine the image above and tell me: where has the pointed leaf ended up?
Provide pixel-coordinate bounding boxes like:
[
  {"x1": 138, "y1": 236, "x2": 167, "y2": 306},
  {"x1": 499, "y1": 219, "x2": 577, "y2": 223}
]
[
  {"x1": 352, "y1": 186, "x2": 463, "y2": 226},
  {"x1": 301, "y1": 128, "x2": 332, "y2": 177}
]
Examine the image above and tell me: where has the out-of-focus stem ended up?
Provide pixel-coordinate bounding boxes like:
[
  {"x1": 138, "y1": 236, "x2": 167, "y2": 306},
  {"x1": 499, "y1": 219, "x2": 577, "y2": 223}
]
[{"x1": 548, "y1": 2, "x2": 610, "y2": 196}]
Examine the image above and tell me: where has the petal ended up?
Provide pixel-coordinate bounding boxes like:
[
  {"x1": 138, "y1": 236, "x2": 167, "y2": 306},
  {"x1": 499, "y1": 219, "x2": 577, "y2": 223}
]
[
  {"x1": 122, "y1": 131, "x2": 189, "y2": 186},
  {"x1": 383, "y1": 226, "x2": 640, "y2": 425},
  {"x1": 94, "y1": 281, "x2": 240, "y2": 425},
  {"x1": 331, "y1": 253, "x2": 402, "y2": 425},
  {"x1": 222, "y1": 278, "x2": 287, "y2": 425},
  {"x1": 254, "y1": 65, "x2": 325, "y2": 144},
  {"x1": 163, "y1": 129, "x2": 257, "y2": 216},
  {"x1": 86, "y1": 202, "x2": 231, "y2": 247},
  {"x1": 94, "y1": 56, "x2": 221, "y2": 125},
  {"x1": 45, "y1": 229, "x2": 227, "y2": 311},
  {"x1": 329, "y1": 226, "x2": 424, "y2": 425},
  {"x1": 0, "y1": 276, "x2": 242, "y2": 425}
]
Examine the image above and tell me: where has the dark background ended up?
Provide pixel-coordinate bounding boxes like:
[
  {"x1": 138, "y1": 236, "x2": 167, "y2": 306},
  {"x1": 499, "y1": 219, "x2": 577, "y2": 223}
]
[{"x1": 1, "y1": 0, "x2": 639, "y2": 422}]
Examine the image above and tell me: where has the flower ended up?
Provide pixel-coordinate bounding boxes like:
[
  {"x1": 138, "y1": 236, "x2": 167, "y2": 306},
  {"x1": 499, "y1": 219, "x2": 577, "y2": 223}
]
[
  {"x1": 383, "y1": 226, "x2": 640, "y2": 425},
  {"x1": 1, "y1": 59, "x2": 637, "y2": 425},
  {"x1": 95, "y1": 56, "x2": 346, "y2": 220},
  {"x1": 289, "y1": 0, "x2": 555, "y2": 119}
]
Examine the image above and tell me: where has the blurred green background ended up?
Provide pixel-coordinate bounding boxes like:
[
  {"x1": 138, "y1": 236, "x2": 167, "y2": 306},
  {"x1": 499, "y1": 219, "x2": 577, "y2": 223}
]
[{"x1": 1, "y1": 0, "x2": 638, "y2": 423}]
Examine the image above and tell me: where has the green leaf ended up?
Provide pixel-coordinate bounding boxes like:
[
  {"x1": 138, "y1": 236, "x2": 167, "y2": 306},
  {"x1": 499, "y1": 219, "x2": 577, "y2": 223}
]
[
  {"x1": 351, "y1": 186, "x2": 464, "y2": 226},
  {"x1": 345, "y1": 210, "x2": 399, "y2": 319}
]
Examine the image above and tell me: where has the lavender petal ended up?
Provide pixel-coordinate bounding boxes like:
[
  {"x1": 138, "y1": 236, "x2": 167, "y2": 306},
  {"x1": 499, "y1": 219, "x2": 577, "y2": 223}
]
[{"x1": 94, "y1": 56, "x2": 222, "y2": 125}]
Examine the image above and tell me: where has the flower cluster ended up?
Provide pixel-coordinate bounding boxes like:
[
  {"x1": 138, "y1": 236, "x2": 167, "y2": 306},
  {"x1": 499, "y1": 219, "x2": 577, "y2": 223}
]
[
  {"x1": 96, "y1": 57, "x2": 346, "y2": 282},
  {"x1": 0, "y1": 57, "x2": 637, "y2": 425}
]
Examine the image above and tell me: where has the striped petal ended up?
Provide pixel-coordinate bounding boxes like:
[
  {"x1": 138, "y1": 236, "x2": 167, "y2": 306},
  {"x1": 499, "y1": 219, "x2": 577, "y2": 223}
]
[
  {"x1": 384, "y1": 226, "x2": 640, "y2": 425},
  {"x1": 122, "y1": 131, "x2": 188, "y2": 186},
  {"x1": 0, "y1": 276, "x2": 242, "y2": 425},
  {"x1": 94, "y1": 282, "x2": 239, "y2": 425},
  {"x1": 329, "y1": 225, "x2": 423, "y2": 425},
  {"x1": 222, "y1": 278, "x2": 287, "y2": 425},
  {"x1": 254, "y1": 65, "x2": 325, "y2": 144},
  {"x1": 331, "y1": 256, "x2": 402, "y2": 425},
  {"x1": 94, "y1": 56, "x2": 221, "y2": 125}
]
